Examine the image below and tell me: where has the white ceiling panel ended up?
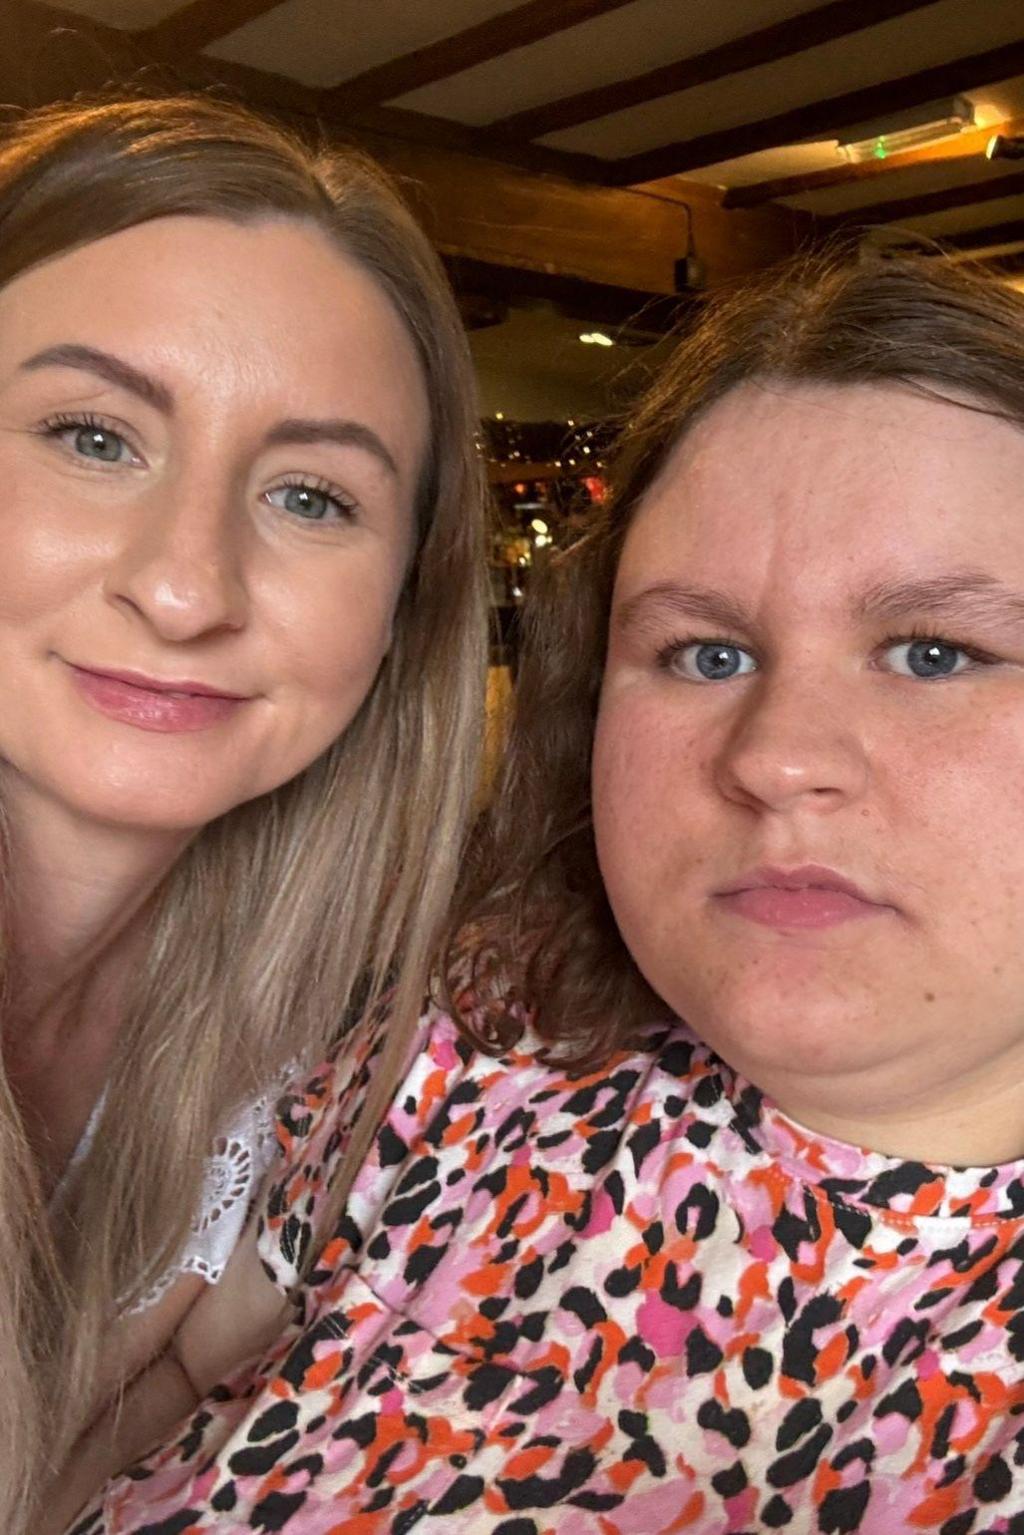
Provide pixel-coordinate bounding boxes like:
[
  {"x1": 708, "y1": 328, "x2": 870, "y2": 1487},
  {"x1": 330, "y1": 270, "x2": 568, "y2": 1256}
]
[
  {"x1": 40, "y1": 0, "x2": 185, "y2": 25},
  {"x1": 392, "y1": 0, "x2": 820, "y2": 126},
  {"x1": 207, "y1": 0, "x2": 519, "y2": 89},
  {"x1": 539, "y1": 0, "x2": 1024, "y2": 160}
]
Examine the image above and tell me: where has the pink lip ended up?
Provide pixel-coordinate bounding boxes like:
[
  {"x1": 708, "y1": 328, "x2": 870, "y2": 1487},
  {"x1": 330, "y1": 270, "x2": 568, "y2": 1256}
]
[
  {"x1": 715, "y1": 865, "x2": 889, "y2": 931},
  {"x1": 67, "y1": 664, "x2": 250, "y2": 734}
]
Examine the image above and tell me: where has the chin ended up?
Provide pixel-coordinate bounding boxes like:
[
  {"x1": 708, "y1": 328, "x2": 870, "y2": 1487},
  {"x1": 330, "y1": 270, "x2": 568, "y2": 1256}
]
[
  {"x1": 44, "y1": 771, "x2": 258, "y2": 837},
  {"x1": 649, "y1": 957, "x2": 890, "y2": 1084}
]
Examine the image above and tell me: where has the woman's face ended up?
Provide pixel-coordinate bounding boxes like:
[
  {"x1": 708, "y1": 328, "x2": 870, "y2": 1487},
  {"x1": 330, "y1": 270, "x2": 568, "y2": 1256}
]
[
  {"x1": 0, "y1": 214, "x2": 426, "y2": 834},
  {"x1": 593, "y1": 381, "x2": 1024, "y2": 1149}
]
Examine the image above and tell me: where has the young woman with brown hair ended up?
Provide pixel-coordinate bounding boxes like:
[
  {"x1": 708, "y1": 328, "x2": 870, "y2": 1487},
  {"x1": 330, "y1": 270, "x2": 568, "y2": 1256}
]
[
  {"x1": 84, "y1": 251, "x2": 1024, "y2": 1532},
  {"x1": 0, "y1": 92, "x2": 487, "y2": 1530}
]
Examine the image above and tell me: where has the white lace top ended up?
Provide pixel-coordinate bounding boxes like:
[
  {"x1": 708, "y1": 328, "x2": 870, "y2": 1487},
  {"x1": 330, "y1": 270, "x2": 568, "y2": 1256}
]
[{"x1": 56, "y1": 1076, "x2": 286, "y2": 1314}]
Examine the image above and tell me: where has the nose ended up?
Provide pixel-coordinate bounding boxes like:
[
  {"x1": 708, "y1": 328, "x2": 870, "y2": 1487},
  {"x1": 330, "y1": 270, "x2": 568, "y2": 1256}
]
[
  {"x1": 103, "y1": 475, "x2": 249, "y2": 643},
  {"x1": 714, "y1": 671, "x2": 870, "y2": 815}
]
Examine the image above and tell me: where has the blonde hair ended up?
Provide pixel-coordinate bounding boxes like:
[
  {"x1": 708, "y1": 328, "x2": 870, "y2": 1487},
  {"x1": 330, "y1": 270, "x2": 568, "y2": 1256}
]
[
  {"x1": 0, "y1": 94, "x2": 487, "y2": 1523},
  {"x1": 451, "y1": 250, "x2": 1024, "y2": 1062}
]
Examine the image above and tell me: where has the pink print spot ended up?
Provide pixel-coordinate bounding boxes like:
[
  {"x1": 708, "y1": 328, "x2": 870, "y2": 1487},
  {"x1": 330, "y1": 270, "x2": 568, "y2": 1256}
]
[
  {"x1": 585, "y1": 1187, "x2": 616, "y2": 1237},
  {"x1": 725, "y1": 1487, "x2": 758, "y2": 1528},
  {"x1": 917, "y1": 1348, "x2": 941, "y2": 1381},
  {"x1": 637, "y1": 1291, "x2": 696, "y2": 1357},
  {"x1": 433, "y1": 1034, "x2": 459, "y2": 1069},
  {"x1": 748, "y1": 1225, "x2": 776, "y2": 1261}
]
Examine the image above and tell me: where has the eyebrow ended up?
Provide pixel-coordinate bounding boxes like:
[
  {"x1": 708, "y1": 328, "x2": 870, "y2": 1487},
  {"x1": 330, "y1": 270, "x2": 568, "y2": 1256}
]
[
  {"x1": 19, "y1": 344, "x2": 400, "y2": 479},
  {"x1": 614, "y1": 582, "x2": 755, "y2": 637},
  {"x1": 856, "y1": 571, "x2": 1024, "y2": 628},
  {"x1": 615, "y1": 572, "x2": 1024, "y2": 638},
  {"x1": 262, "y1": 418, "x2": 399, "y2": 479},
  {"x1": 21, "y1": 343, "x2": 174, "y2": 414}
]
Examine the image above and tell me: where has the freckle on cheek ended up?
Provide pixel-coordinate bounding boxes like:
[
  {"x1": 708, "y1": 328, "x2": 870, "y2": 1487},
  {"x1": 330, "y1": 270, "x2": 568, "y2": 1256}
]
[{"x1": 924, "y1": 991, "x2": 935, "y2": 1003}]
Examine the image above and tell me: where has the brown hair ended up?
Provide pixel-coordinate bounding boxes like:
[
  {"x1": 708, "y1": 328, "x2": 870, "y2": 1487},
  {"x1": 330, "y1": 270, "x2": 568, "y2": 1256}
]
[
  {"x1": 0, "y1": 94, "x2": 487, "y2": 1524},
  {"x1": 452, "y1": 249, "x2": 1024, "y2": 1062}
]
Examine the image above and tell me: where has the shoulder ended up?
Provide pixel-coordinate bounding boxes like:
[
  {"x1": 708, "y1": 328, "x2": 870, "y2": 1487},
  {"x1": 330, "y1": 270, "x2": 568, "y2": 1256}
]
[{"x1": 257, "y1": 994, "x2": 733, "y2": 1297}]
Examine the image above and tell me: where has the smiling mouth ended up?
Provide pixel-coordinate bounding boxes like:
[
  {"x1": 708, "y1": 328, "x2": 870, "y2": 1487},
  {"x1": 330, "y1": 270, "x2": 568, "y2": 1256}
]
[
  {"x1": 66, "y1": 662, "x2": 251, "y2": 733},
  {"x1": 70, "y1": 664, "x2": 248, "y2": 700}
]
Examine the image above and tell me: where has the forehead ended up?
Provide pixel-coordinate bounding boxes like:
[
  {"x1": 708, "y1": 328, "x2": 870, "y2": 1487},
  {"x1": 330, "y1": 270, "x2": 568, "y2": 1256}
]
[{"x1": 618, "y1": 381, "x2": 1024, "y2": 602}]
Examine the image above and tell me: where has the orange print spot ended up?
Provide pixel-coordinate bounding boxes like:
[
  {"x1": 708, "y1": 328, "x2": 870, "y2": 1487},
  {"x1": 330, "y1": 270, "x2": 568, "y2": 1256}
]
[
  {"x1": 607, "y1": 1458, "x2": 646, "y2": 1492},
  {"x1": 505, "y1": 1444, "x2": 555, "y2": 1479},
  {"x1": 908, "y1": 1483, "x2": 964, "y2": 1525},
  {"x1": 670, "y1": 1492, "x2": 707, "y2": 1529},
  {"x1": 462, "y1": 1263, "x2": 508, "y2": 1296},
  {"x1": 814, "y1": 1332, "x2": 849, "y2": 1382},
  {"x1": 303, "y1": 1351, "x2": 343, "y2": 1390}
]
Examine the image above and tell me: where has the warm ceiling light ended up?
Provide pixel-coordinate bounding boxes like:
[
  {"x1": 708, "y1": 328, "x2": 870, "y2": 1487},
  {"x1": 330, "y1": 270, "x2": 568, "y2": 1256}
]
[
  {"x1": 579, "y1": 331, "x2": 614, "y2": 347},
  {"x1": 839, "y1": 96, "x2": 975, "y2": 163},
  {"x1": 987, "y1": 134, "x2": 1024, "y2": 161}
]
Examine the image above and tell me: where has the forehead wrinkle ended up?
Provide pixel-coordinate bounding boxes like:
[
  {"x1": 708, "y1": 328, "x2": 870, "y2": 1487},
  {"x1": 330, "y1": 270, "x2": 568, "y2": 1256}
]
[{"x1": 857, "y1": 572, "x2": 1024, "y2": 630}]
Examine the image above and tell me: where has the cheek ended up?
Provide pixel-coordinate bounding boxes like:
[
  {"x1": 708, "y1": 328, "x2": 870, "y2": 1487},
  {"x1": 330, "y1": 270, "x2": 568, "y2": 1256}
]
[
  {"x1": 258, "y1": 556, "x2": 402, "y2": 721},
  {"x1": 593, "y1": 693, "x2": 710, "y2": 899},
  {"x1": 0, "y1": 476, "x2": 102, "y2": 621},
  {"x1": 903, "y1": 714, "x2": 1024, "y2": 934}
]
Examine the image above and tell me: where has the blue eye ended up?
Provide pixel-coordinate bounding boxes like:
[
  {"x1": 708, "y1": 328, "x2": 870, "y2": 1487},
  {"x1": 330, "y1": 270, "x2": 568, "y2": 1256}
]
[
  {"x1": 885, "y1": 639, "x2": 969, "y2": 679},
  {"x1": 73, "y1": 425, "x2": 125, "y2": 461},
  {"x1": 41, "y1": 415, "x2": 137, "y2": 465},
  {"x1": 664, "y1": 642, "x2": 758, "y2": 682},
  {"x1": 266, "y1": 480, "x2": 355, "y2": 523}
]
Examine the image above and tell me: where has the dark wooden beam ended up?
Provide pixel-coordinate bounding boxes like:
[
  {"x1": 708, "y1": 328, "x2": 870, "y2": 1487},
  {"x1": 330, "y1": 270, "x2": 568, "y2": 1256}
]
[
  {"x1": 341, "y1": 104, "x2": 616, "y2": 186},
  {"x1": 722, "y1": 116, "x2": 1024, "y2": 207},
  {"x1": 365, "y1": 134, "x2": 806, "y2": 293},
  {"x1": 320, "y1": 0, "x2": 636, "y2": 114},
  {"x1": 608, "y1": 37, "x2": 1024, "y2": 186},
  {"x1": 978, "y1": 249, "x2": 1024, "y2": 276},
  {"x1": 443, "y1": 254, "x2": 691, "y2": 333},
  {"x1": 492, "y1": 0, "x2": 941, "y2": 141},
  {"x1": 140, "y1": 0, "x2": 283, "y2": 55},
  {"x1": 834, "y1": 168, "x2": 1024, "y2": 226},
  {"x1": 922, "y1": 218, "x2": 1024, "y2": 252}
]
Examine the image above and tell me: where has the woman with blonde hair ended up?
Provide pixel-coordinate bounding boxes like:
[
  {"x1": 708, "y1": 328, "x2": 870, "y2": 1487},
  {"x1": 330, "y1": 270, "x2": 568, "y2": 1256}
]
[
  {"x1": 85, "y1": 251, "x2": 1024, "y2": 1532},
  {"x1": 0, "y1": 92, "x2": 487, "y2": 1530}
]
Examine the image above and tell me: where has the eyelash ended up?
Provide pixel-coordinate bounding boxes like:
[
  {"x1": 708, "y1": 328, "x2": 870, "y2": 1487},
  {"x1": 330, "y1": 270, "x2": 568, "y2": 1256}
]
[
  {"x1": 269, "y1": 474, "x2": 358, "y2": 524},
  {"x1": 655, "y1": 628, "x2": 1001, "y2": 674},
  {"x1": 37, "y1": 411, "x2": 136, "y2": 456}
]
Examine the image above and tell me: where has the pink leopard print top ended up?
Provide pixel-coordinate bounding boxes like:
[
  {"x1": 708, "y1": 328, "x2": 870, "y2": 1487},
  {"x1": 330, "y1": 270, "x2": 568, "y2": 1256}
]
[{"x1": 76, "y1": 1003, "x2": 1024, "y2": 1534}]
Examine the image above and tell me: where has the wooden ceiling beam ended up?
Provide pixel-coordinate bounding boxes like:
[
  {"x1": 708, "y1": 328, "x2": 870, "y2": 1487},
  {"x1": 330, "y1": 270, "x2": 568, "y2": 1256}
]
[
  {"x1": 442, "y1": 254, "x2": 691, "y2": 333},
  {"x1": 833, "y1": 167, "x2": 1024, "y2": 226},
  {"x1": 491, "y1": 0, "x2": 940, "y2": 142},
  {"x1": 140, "y1": 0, "x2": 283, "y2": 55},
  {"x1": 976, "y1": 249, "x2": 1024, "y2": 275},
  {"x1": 607, "y1": 37, "x2": 1024, "y2": 186},
  {"x1": 722, "y1": 115, "x2": 1024, "y2": 208},
  {"x1": 339, "y1": 104, "x2": 615, "y2": 185},
  {"x1": 7, "y1": 0, "x2": 809, "y2": 295},
  {"x1": 12, "y1": 0, "x2": 615, "y2": 183},
  {"x1": 359, "y1": 134, "x2": 807, "y2": 294},
  {"x1": 917, "y1": 217, "x2": 1024, "y2": 252},
  {"x1": 320, "y1": 0, "x2": 636, "y2": 114}
]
